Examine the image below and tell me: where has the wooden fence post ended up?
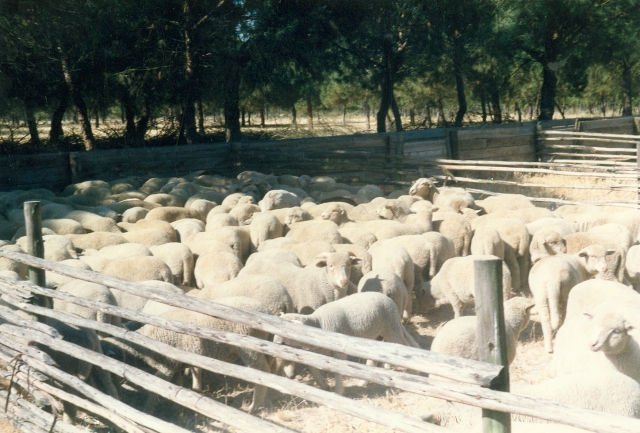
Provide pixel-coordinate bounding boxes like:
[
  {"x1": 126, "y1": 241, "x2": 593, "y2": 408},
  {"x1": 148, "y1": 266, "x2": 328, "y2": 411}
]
[
  {"x1": 23, "y1": 201, "x2": 49, "y2": 313},
  {"x1": 474, "y1": 257, "x2": 511, "y2": 433}
]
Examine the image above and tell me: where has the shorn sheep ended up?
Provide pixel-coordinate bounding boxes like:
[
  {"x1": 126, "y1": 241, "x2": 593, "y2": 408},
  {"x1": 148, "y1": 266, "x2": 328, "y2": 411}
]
[
  {"x1": 276, "y1": 292, "x2": 419, "y2": 394},
  {"x1": 528, "y1": 244, "x2": 616, "y2": 353}
]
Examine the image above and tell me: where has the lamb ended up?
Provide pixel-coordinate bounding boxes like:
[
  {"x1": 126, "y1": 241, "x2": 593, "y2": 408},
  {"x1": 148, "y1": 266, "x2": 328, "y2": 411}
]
[
  {"x1": 472, "y1": 217, "x2": 530, "y2": 292},
  {"x1": 529, "y1": 228, "x2": 566, "y2": 265},
  {"x1": 170, "y1": 218, "x2": 205, "y2": 243},
  {"x1": 564, "y1": 232, "x2": 627, "y2": 282},
  {"x1": 53, "y1": 280, "x2": 120, "y2": 327},
  {"x1": 194, "y1": 250, "x2": 243, "y2": 288},
  {"x1": 414, "y1": 255, "x2": 512, "y2": 318},
  {"x1": 64, "y1": 210, "x2": 121, "y2": 233},
  {"x1": 525, "y1": 217, "x2": 576, "y2": 236},
  {"x1": 528, "y1": 244, "x2": 616, "y2": 353},
  {"x1": 422, "y1": 231, "x2": 456, "y2": 276},
  {"x1": 144, "y1": 206, "x2": 204, "y2": 223},
  {"x1": 554, "y1": 307, "x2": 640, "y2": 383},
  {"x1": 101, "y1": 296, "x2": 274, "y2": 413},
  {"x1": 229, "y1": 203, "x2": 261, "y2": 225},
  {"x1": 246, "y1": 212, "x2": 284, "y2": 253},
  {"x1": 470, "y1": 227, "x2": 504, "y2": 259},
  {"x1": 357, "y1": 270, "x2": 411, "y2": 321},
  {"x1": 44, "y1": 258, "x2": 92, "y2": 288},
  {"x1": 382, "y1": 234, "x2": 439, "y2": 284},
  {"x1": 259, "y1": 189, "x2": 302, "y2": 211},
  {"x1": 332, "y1": 243, "x2": 372, "y2": 288},
  {"x1": 149, "y1": 243, "x2": 195, "y2": 287},
  {"x1": 121, "y1": 206, "x2": 150, "y2": 223},
  {"x1": 432, "y1": 209, "x2": 472, "y2": 257},
  {"x1": 338, "y1": 226, "x2": 377, "y2": 250},
  {"x1": 66, "y1": 232, "x2": 127, "y2": 251},
  {"x1": 100, "y1": 256, "x2": 174, "y2": 284},
  {"x1": 118, "y1": 219, "x2": 178, "y2": 242},
  {"x1": 368, "y1": 240, "x2": 415, "y2": 292},
  {"x1": 16, "y1": 234, "x2": 77, "y2": 262},
  {"x1": 285, "y1": 220, "x2": 343, "y2": 244},
  {"x1": 565, "y1": 279, "x2": 640, "y2": 324},
  {"x1": 245, "y1": 249, "x2": 302, "y2": 267},
  {"x1": 421, "y1": 371, "x2": 640, "y2": 429},
  {"x1": 430, "y1": 297, "x2": 534, "y2": 367},
  {"x1": 238, "y1": 251, "x2": 360, "y2": 314},
  {"x1": 276, "y1": 292, "x2": 419, "y2": 394},
  {"x1": 198, "y1": 275, "x2": 294, "y2": 315}
]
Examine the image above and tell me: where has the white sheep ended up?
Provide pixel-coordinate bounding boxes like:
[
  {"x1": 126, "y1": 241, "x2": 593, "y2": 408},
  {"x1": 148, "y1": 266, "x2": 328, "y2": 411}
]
[
  {"x1": 626, "y1": 244, "x2": 640, "y2": 292},
  {"x1": 41, "y1": 218, "x2": 86, "y2": 235},
  {"x1": 564, "y1": 279, "x2": 640, "y2": 324},
  {"x1": 421, "y1": 371, "x2": 640, "y2": 429},
  {"x1": 357, "y1": 269, "x2": 411, "y2": 321},
  {"x1": 382, "y1": 234, "x2": 438, "y2": 284},
  {"x1": 259, "y1": 189, "x2": 302, "y2": 211},
  {"x1": 554, "y1": 306, "x2": 639, "y2": 383},
  {"x1": 64, "y1": 210, "x2": 121, "y2": 233},
  {"x1": 193, "y1": 250, "x2": 242, "y2": 288},
  {"x1": 285, "y1": 220, "x2": 343, "y2": 244},
  {"x1": 101, "y1": 256, "x2": 174, "y2": 284},
  {"x1": 121, "y1": 206, "x2": 150, "y2": 223},
  {"x1": 53, "y1": 280, "x2": 120, "y2": 327},
  {"x1": 187, "y1": 198, "x2": 216, "y2": 221},
  {"x1": 95, "y1": 242, "x2": 152, "y2": 260},
  {"x1": 245, "y1": 249, "x2": 302, "y2": 267},
  {"x1": 198, "y1": 275, "x2": 294, "y2": 315},
  {"x1": 44, "y1": 258, "x2": 92, "y2": 288},
  {"x1": 475, "y1": 193, "x2": 535, "y2": 213},
  {"x1": 331, "y1": 243, "x2": 372, "y2": 289},
  {"x1": 144, "y1": 192, "x2": 186, "y2": 207},
  {"x1": 277, "y1": 292, "x2": 419, "y2": 394},
  {"x1": 16, "y1": 234, "x2": 77, "y2": 262},
  {"x1": 432, "y1": 209, "x2": 472, "y2": 257},
  {"x1": 338, "y1": 226, "x2": 377, "y2": 250},
  {"x1": 430, "y1": 297, "x2": 534, "y2": 366},
  {"x1": 238, "y1": 251, "x2": 360, "y2": 314},
  {"x1": 525, "y1": 217, "x2": 576, "y2": 236},
  {"x1": 122, "y1": 228, "x2": 173, "y2": 247},
  {"x1": 529, "y1": 244, "x2": 616, "y2": 353},
  {"x1": 229, "y1": 203, "x2": 261, "y2": 225},
  {"x1": 529, "y1": 228, "x2": 566, "y2": 265},
  {"x1": 470, "y1": 227, "x2": 504, "y2": 259},
  {"x1": 283, "y1": 240, "x2": 335, "y2": 266},
  {"x1": 145, "y1": 206, "x2": 203, "y2": 223},
  {"x1": 246, "y1": 212, "x2": 284, "y2": 253},
  {"x1": 118, "y1": 219, "x2": 178, "y2": 242},
  {"x1": 170, "y1": 218, "x2": 205, "y2": 243},
  {"x1": 149, "y1": 243, "x2": 195, "y2": 287},
  {"x1": 414, "y1": 255, "x2": 512, "y2": 318},
  {"x1": 66, "y1": 232, "x2": 127, "y2": 251},
  {"x1": 368, "y1": 240, "x2": 415, "y2": 293},
  {"x1": 564, "y1": 232, "x2": 626, "y2": 282},
  {"x1": 422, "y1": 231, "x2": 456, "y2": 276}
]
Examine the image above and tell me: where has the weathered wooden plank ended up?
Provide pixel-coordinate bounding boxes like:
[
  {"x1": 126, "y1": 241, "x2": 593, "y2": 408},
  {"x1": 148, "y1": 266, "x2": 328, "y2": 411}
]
[
  {"x1": 456, "y1": 124, "x2": 536, "y2": 140},
  {"x1": 0, "y1": 259, "x2": 503, "y2": 386},
  {"x1": 456, "y1": 136, "x2": 534, "y2": 152},
  {"x1": 578, "y1": 117, "x2": 636, "y2": 135},
  {"x1": 459, "y1": 145, "x2": 533, "y2": 160}
]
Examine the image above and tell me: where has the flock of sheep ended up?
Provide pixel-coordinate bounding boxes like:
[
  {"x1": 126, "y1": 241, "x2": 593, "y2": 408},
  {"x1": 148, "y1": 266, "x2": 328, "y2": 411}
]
[{"x1": 0, "y1": 169, "x2": 640, "y2": 432}]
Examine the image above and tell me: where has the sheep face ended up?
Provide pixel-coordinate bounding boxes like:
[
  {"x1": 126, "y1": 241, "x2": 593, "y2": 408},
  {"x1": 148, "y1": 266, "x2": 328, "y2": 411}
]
[
  {"x1": 321, "y1": 204, "x2": 346, "y2": 224},
  {"x1": 578, "y1": 244, "x2": 616, "y2": 277},
  {"x1": 409, "y1": 178, "x2": 438, "y2": 200},
  {"x1": 315, "y1": 252, "x2": 361, "y2": 290},
  {"x1": 543, "y1": 233, "x2": 567, "y2": 256},
  {"x1": 413, "y1": 281, "x2": 437, "y2": 313},
  {"x1": 584, "y1": 312, "x2": 634, "y2": 356}
]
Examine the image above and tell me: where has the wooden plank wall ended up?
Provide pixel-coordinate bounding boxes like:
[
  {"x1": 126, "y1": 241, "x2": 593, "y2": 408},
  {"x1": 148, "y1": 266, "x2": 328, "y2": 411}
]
[
  {"x1": 0, "y1": 153, "x2": 71, "y2": 193},
  {"x1": 576, "y1": 117, "x2": 639, "y2": 148},
  {"x1": 71, "y1": 143, "x2": 233, "y2": 182},
  {"x1": 454, "y1": 123, "x2": 537, "y2": 161}
]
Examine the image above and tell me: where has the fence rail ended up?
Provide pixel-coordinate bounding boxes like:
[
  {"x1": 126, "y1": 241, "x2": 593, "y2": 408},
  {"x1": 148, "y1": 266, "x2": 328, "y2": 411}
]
[{"x1": 1, "y1": 249, "x2": 640, "y2": 433}]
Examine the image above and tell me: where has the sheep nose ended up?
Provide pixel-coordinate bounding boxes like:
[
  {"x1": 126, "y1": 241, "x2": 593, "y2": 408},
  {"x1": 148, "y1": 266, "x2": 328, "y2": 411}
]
[
  {"x1": 339, "y1": 279, "x2": 348, "y2": 287},
  {"x1": 588, "y1": 341, "x2": 599, "y2": 352}
]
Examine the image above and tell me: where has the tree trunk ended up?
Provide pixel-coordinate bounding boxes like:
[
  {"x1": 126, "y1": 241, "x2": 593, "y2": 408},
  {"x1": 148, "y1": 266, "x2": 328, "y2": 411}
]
[
  {"x1": 453, "y1": 36, "x2": 467, "y2": 127},
  {"x1": 179, "y1": 15, "x2": 199, "y2": 144},
  {"x1": 136, "y1": 97, "x2": 151, "y2": 143},
  {"x1": 515, "y1": 102, "x2": 522, "y2": 122},
  {"x1": 291, "y1": 106, "x2": 297, "y2": 128},
  {"x1": 409, "y1": 108, "x2": 415, "y2": 126},
  {"x1": 94, "y1": 106, "x2": 99, "y2": 129},
  {"x1": 197, "y1": 99, "x2": 205, "y2": 135},
  {"x1": 364, "y1": 101, "x2": 371, "y2": 130},
  {"x1": 376, "y1": 60, "x2": 392, "y2": 133},
  {"x1": 480, "y1": 91, "x2": 487, "y2": 123},
  {"x1": 437, "y1": 96, "x2": 448, "y2": 128},
  {"x1": 538, "y1": 64, "x2": 557, "y2": 121},
  {"x1": 390, "y1": 94, "x2": 403, "y2": 132},
  {"x1": 342, "y1": 104, "x2": 347, "y2": 126},
  {"x1": 24, "y1": 97, "x2": 40, "y2": 146},
  {"x1": 120, "y1": 89, "x2": 137, "y2": 143},
  {"x1": 59, "y1": 47, "x2": 94, "y2": 151},
  {"x1": 424, "y1": 105, "x2": 432, "y2": 128},
  {"x1": 260, "y1": 105, "x2": 266, "y2": 129},
  {"x1": 306, "y1": 95, "x2": 313, "y2": 130},
  {"x1": 241, "y1": 107, "x2": 246, "y2": 127},
  {"x1": 223, "y1": 63, "x2": 241, "y2": 142},
  {"x1": 622, "y1": 60, "x2": 633, "y2": 116},
  {"x1": 49, "y1": 84, "x2": 69, "y2": 143},
  {"x1": 247, "y1": 111, "x2": 251, "y2": 126}
]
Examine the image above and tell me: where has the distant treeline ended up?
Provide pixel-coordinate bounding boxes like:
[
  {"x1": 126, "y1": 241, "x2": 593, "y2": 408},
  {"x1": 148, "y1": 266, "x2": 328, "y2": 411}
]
[{"x1": 0, "y1": 0, "x2": 639, "y2": 151}]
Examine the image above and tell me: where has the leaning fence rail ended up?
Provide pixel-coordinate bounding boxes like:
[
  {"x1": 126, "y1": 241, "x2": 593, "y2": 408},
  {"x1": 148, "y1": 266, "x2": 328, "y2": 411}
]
[{"x1": 1, "y1": 251, "x2": 640, "y2": 433}]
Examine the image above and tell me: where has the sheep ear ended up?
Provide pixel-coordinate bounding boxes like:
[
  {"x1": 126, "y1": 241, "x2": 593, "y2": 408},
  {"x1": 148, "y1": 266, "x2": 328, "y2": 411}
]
[
  {"x1": 431, "y1": 206, "x2": 439, "y2": 212},
  {"x1": 578, "y1": 250, "x2": 588, "y2": 258},
  {"x1": 420, "y1": 412, "x2": 442, "y2": 425},
  {"x1": 525, "y1": 303, "x2": 535, "y2": 312},
  {"x1": 351, "y1": 257, "x2": 362, "y2": 266},
  {"x1": 606, "y1": 249, "x2": 616, "y2": 256},
  {"x1": 583, "y1": 312, "x2": 594, "y2": 321},
  {"x1": 314, "y1": 252, "x2": 330, "y2": 267},
  {"x1": 562, "y1": 239, "x2": 567, "y2": 247}
]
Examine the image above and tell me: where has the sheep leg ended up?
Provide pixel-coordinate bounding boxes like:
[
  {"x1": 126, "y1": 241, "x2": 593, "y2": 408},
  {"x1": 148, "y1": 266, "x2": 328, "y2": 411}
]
[
  {"x1": 238, "y1": 350, "x2": 271, "y2": 413},
  {"x1": 517, "y1": 253, "x2": 530, "y2": 291},
  {"x1": 536, "y1": 294, "x2": 555, "y2": 353},
  {"x1": 333, "y1": 353, "x2": 347, "y2": 395},
  {"x1": 308, "y1": 366, "x2": 330, "y2": 391},
  {"x1": 450, "y1": 298, "x2": 465, "y2": 319},
  {"x1": 191, "y1": 367, "x2": 203, "y2": 392},
  {"x1": 504, "y1": 249, "x2": 521, "y2": 292}
]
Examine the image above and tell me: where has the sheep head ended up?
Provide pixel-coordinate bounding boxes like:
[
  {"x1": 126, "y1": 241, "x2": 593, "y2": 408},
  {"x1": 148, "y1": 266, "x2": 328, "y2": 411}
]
[
  {"x1": 409, "y1": 178, "x2": 439, "y2": 200},
  {"x1": 578, "y1": 244, "x2": 616, "y2": 277},
  {"x1": 584, "y1": 311, "x2": 634, "y2": 355},
  {"x1": 314, "y1": 252, "x2": 361, "y2": 291}
]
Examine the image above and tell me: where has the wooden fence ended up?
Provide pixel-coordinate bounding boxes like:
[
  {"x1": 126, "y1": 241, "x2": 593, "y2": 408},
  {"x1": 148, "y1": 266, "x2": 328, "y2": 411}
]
[{"x1": 1, "y1": 248, "x2": 640, "y2": 433}]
